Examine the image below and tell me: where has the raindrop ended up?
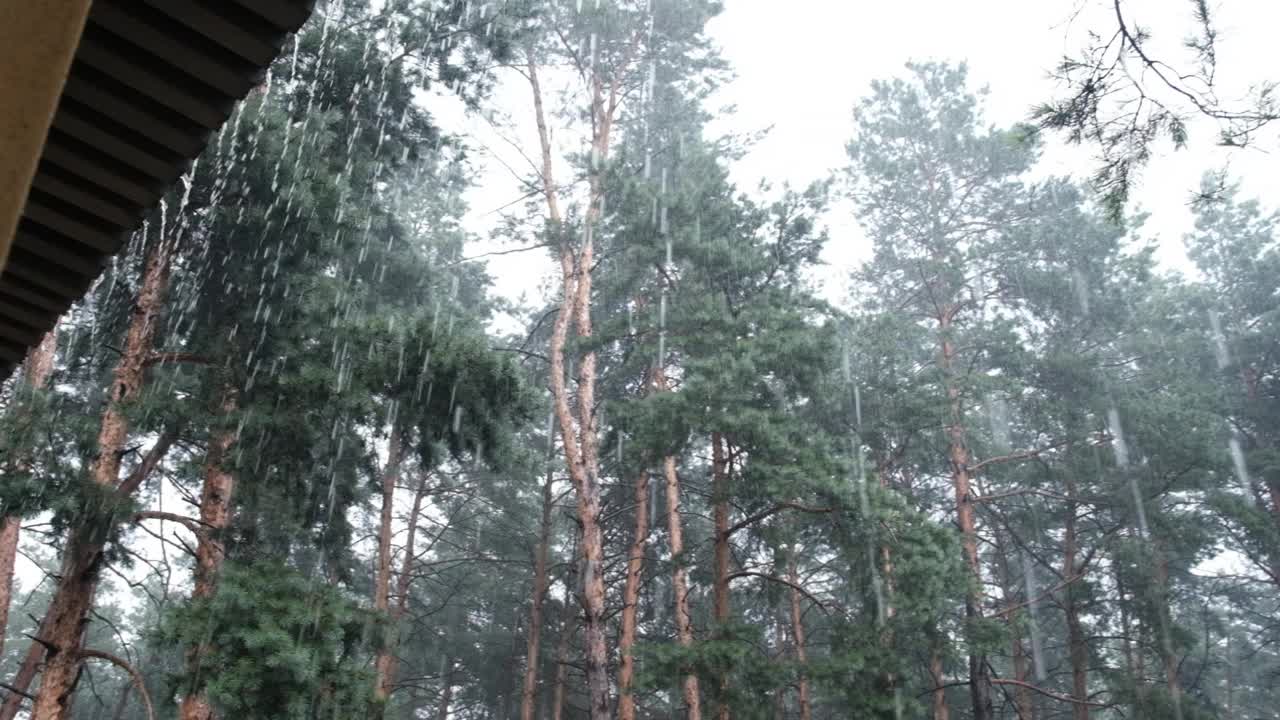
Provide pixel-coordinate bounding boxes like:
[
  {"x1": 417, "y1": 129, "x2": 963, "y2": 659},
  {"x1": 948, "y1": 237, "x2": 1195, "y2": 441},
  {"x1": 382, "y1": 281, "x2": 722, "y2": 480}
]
[
  {"x1": 1209, "y1": 310, "x2": 1230, "y2": 369},
  {"x1": 1071, "y1": 268, "x2": 1090, "y2": 316},
  {"x1": 1228, "y1": 437, "x2": 1251, "y2": 492},
  {"x1": 986, "y1": 395, "x2": 1011, "y2": 453},
  {"x1": 1106, "y1": 406, "x2": 1129, "y2": 469},
  {"x1": 1021, "y1": 550, "x2": 1046, "y2": 681},
  {"x1": 1108, "y1": 406, "x2": 1148, "y2": 536}
]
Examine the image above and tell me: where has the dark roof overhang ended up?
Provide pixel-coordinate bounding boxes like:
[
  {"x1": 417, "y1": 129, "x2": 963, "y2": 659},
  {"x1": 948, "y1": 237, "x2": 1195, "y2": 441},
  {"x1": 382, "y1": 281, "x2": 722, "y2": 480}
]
[{"x1": 0, "y1": 0, "x2": 313, "y2": 379}]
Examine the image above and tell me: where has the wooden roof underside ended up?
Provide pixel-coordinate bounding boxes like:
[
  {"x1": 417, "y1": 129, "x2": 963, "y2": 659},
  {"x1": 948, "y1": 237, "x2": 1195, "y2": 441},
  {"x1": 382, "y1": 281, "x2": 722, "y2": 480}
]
[{"x1": 0, "y1": 0, "x2": 313, "y2": 379}]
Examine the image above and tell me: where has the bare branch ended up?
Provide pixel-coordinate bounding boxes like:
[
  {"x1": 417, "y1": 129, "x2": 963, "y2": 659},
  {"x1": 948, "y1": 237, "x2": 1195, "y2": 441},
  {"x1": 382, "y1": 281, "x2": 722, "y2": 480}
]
[
  {"x1": 991, "y1": 678, "x2": 1110, "y2": 708},
  {"x1": 969, "y1": 437, "x2": 1079, "y2": 474},
  {"x1": 132, "y1": 511, "x2": 205, "y2": 535},
  {"x1": 116, "y1": 425, "x2": 182, "y2": 498},
  {"x1": 724, "y1": 503, "x2": 834, "y2": 539},
  {"x1": 726, "y1": 571, "x2": 830, "y2": 615},
  {"x1": 79, "y1": 649, "x2": 155, "y2": 720},
  {"x1": 143, "y1": 352, "x2": 212, "y2": 368}
]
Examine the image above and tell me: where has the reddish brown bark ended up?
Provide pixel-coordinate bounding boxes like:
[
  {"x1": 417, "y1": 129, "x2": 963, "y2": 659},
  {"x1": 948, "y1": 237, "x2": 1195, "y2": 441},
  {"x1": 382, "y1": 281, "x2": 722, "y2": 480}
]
[
  {"x1": 786, "y1": 550, "x2": 811, "y2": 720},
  {"x1": 711, "y1": 433, "x2": 731, "y2": 720},
  {"x1": 1010, "y1": 629, "x2": 1033, "y2": 720},
  {"x1": 373, "y1": 422, "x2": 407, "y2": 704},
  {"x1": 178, "y1": 385, "x2": 240, "y2": 720},
  {"x1": 664, "y1": 452, "x2": 702, "y2": 720},
  {"x1": 0, "y1": 626, "x2": 44, "y2": 719},
  {"x1": 0, "y1": 516, "x2": 18, "y2": 659},
  {"x1": 618, "y1": 472, "x2": 650, "y2": 720},
  {"x1": 930, "y1": 641, "x2": 950, "y2": 720},
  {"x1": 937, "y1": 306, "x2": 992, "y2": 720},
  {"x1": 520, "y1": 457, "x2": 557, "y2": 720},
  {"x1": 1062, "y1": 477, "x2": 1089, "y2": 720},
  {"x1": 0, "y1": 328, "x2": 58, "y2": 659},
  {"x1": 24, "y1": 329, "x2": 58, "y2": 387},
  {"x1": 527, "y1": 43, "x2": 631, "y2": 720},
  {"x1": 31, "y1": 236, "x2": 174, "y2": 720}
]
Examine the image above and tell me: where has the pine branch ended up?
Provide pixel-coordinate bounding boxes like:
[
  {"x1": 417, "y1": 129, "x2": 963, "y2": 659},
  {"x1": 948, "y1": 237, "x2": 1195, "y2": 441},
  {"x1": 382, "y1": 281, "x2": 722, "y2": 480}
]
[
  {"x1": 0, "y1": 684, "x2": 32, "y2": 702},
  {"x1": 991, "y1": 572, "x2": 1087, "y2": 618},
  {"x1": 22, "y1": 633, "x2": 58, "y2": 653},
  {"x1": 79, "y1": 649, "x2": 155, "y2": 720},
  {"x1": 115, "y1": 424, "x2": 181, "y2": 498},
  {"x1": 971, "y1": 488, "x2": 1070, "y2": 504},
  {"x1": 143, "y1": 352, "x2": 212, "y2": 368},
  {"x1": 132, "y1": 511, "x2": 207, "y2": 534},
  {"x1": 726, "y1": 571, "x2": 831, "y2": 614},
  {"x1": 968, "y1": 436, "x2": 1080, "y2": 474},
  {"x1": 990, "y1": 678, "x2": 1109, "y2": 708},
  {"x1": 723, "y1": 503, "x2": 834, "y2": 539}
]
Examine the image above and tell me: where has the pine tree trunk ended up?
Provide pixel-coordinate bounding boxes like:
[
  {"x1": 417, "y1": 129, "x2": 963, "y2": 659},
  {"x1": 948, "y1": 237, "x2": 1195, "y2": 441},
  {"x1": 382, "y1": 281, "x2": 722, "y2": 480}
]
[
  {"x1": 31, "y1": 236, "x2": 173, "y2": 720},
  {"x1": 0, "y1": 328, "x2": 58, "y2": 659},
  {"x1": 1154, "y1": 551, "x2": 1182, "y2": 711},
  {"x1": 0, "y1": 634, "x2": 43, "y2": 720},
  {"x1": 1115, "y1": 560, "x2": 1149, "y2": 716},
  {"x1": 178, "y1": 384, "x2": 239, "y2": 720},
  {"x1": 109, "y1": 682, "x2": 131, "y2": 720},
  {"x1": 618, "y1": 472, "x2": 650, "y2": 720},
  {"x1": 876, "y1": 471, "x2": 899, "y2": 703},
  {"x1": 1240, "y1": 369, "x2": 1280, "y2": 573},
  {"x1": 1224, "y1": 631, "x2": 1234, "y2": 719},
  {"x1": 0, "y1": 515, "x2": 18, "y2": 659},
  {"x1": 1268, "y1": 478, "x2": 1280, "y2": 541},
  {"x1": 28, "y1": 535, "x2": 102, "y2": 720},
  {"x1": 373, "y1": 421, "x2": 406, "y2": 705},
  {"x1": 385, "y1": 474, "x2": 429, "y2": 696},
  {"x1": 879, "y1": 501, "x2": 898, "y2": 700},
  {"x1": 992, "y1": 529, "x2": 1033, "y2": 720},
  {"x1": 1062, "y1": 476, "x2": 1089, "y2": 720},
  {"x1": 436, "y1": 660, "x2": 455, "y2": 720},
  {"x1": 711, "y1": 433, "x2": 731, "y2": 720},
  {"x1": 772, "y1": 608, "x2": 788, "y2": 720},
  {"x1": 664, "y1": 452, "x2": 702, "y2": 720},
  {"x1": 1010, "y1": 636, "x2": 1033, "y2": 720},
  {"x1": 571, "y1": 432, "x2": 609, "y2": 720},
  {"x1": 786, "y1": 549, "x2": 810, "y2": 720},
  {"x1": 528, "y1": 50, "x2": 611, "y2": 720},
  {"x1": 937, "y1": 308, "x2": 991, "y2": 720},
  {"x1": 929, "y1": 637, "x2": 950, "y2": 720},
  {"x1": 551, "y1": 588, "x2": 575, "y2": 720},
  {"x1": 521, "y1": 459, "x2": 557, "y2": 720},
  {"x1": 1135, "y1": 617, "x2": 1149, "y2": 709}
]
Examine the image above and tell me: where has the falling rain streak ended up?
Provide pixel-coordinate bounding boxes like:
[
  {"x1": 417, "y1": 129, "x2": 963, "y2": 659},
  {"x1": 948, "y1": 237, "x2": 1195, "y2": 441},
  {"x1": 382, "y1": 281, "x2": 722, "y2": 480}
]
[{"x1": 1, "y1": 3, "x2": 1275, "y2": 720}]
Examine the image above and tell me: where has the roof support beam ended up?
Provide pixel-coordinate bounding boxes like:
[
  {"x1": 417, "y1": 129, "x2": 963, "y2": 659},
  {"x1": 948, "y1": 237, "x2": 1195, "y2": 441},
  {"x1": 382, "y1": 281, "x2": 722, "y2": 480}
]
[{"x1": 0, "y1": 0, "x2": 93, "y2": 274}]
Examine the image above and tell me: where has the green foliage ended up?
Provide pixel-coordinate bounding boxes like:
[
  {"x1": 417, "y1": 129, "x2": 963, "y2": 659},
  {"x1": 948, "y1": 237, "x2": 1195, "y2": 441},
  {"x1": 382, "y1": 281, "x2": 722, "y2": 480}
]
[{"x1": 159, "y1": 560, "x2": 375, "y2": 719}]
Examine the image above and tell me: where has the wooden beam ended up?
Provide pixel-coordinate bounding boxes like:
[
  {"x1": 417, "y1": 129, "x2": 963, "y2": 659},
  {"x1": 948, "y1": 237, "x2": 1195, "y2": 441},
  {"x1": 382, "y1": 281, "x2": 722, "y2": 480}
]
[{"x1": 0, "y1": 0, "x2": 93, "y2": 273}]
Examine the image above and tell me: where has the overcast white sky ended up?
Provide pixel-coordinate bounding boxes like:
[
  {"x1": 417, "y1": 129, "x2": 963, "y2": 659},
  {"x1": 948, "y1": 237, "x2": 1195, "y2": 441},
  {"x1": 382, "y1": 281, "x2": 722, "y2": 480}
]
[{"x1": 444, "y1": 0, "x2": 1279, "y2": 329}]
